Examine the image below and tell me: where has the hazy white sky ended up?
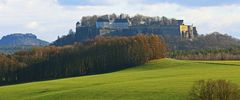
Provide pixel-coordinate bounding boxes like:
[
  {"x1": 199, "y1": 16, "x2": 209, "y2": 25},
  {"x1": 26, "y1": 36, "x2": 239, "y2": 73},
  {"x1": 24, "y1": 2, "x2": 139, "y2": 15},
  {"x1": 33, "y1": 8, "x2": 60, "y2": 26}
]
[{"x1": 0, "y1": 0, "x2": 240, "y2": 42}]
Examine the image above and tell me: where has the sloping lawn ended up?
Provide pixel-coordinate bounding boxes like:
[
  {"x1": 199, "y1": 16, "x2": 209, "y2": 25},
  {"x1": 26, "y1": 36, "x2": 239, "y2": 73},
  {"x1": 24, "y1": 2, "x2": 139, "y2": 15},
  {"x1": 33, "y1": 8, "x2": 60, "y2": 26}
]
[{"x1": 0, "y1": 59, "x2": 240, "y2": 100}]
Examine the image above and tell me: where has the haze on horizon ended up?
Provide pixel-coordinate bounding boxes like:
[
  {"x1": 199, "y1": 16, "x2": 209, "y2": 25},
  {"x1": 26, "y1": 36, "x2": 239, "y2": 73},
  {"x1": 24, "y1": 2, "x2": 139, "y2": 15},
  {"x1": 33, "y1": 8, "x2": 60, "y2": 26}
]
[{"x1": 0, "y1": 0, "x2": 240, "y2": 42}]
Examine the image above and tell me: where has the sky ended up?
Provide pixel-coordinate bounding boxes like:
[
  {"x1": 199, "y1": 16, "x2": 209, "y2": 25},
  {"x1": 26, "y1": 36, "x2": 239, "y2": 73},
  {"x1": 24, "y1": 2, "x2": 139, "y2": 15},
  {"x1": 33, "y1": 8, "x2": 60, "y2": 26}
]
[{"x1": 0, "y1": 0, "x2": 240, "y2": 42}]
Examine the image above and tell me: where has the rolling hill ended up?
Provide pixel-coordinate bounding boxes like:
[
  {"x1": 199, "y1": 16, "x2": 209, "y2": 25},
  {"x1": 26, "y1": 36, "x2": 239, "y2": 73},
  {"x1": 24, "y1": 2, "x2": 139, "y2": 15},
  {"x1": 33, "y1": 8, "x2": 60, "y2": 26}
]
[{"x1": 0, "y1": 59, "x2": 240, "y2": 100}]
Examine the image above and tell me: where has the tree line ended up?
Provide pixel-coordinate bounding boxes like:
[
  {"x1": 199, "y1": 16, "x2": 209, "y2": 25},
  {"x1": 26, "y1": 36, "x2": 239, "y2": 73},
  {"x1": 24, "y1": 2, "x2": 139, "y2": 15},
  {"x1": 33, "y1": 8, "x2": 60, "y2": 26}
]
[
  {"x1": 80, "y1": 13, "x2": 181, "y2": 27},
  {"x1": 170, "y1": 48, "x2": 240, "y2": 60},
  {"x1": 0, "y1": 34, "x2": 167, "y2": 85}
]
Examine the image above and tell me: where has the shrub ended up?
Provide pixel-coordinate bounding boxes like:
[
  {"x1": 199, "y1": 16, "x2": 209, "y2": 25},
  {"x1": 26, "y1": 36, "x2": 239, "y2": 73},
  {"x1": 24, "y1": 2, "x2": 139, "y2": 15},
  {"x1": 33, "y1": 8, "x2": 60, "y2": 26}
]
[{"x1": 188, "y1": 80, "x2": 240, "y2": 100}]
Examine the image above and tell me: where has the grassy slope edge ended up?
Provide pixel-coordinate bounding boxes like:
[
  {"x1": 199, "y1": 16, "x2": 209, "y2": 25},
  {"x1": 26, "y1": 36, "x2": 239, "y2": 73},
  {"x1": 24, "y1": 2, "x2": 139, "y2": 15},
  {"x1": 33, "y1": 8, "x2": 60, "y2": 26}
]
[{"x1": 0, "y1": 59, "x2": 240, "y2": 100}]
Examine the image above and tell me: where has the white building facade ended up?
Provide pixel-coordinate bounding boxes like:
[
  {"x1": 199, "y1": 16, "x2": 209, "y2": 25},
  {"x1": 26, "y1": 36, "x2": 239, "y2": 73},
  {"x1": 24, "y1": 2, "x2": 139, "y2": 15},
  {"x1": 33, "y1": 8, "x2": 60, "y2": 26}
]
[{"x1": 96, "y1": 18, "x2": 110, "y2": 29}]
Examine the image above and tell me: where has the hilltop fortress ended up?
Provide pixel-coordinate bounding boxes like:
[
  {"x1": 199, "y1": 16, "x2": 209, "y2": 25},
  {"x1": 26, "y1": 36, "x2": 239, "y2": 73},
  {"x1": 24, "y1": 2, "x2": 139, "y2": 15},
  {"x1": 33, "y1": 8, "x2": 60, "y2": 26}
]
[{"x1": 75, "y1": 14, "x2": 198, "y2": 41}]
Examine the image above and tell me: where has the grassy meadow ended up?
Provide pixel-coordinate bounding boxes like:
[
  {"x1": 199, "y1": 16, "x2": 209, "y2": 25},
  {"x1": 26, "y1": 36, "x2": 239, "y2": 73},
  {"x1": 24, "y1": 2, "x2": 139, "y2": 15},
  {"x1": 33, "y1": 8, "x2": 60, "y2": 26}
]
[{"x1": 0, "y1": 59, "x2": 240, "y2": 100}]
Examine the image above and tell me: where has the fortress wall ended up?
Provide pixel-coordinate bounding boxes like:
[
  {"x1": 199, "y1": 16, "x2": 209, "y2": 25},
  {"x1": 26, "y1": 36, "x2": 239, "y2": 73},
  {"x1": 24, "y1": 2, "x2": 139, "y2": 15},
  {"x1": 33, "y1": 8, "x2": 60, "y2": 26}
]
[
  {"x1": 76, "y1": 26, "x2": 99, "y2": 40},
  {"x1": 75, "y1": 24, "x2": 196, "y2": 41}
]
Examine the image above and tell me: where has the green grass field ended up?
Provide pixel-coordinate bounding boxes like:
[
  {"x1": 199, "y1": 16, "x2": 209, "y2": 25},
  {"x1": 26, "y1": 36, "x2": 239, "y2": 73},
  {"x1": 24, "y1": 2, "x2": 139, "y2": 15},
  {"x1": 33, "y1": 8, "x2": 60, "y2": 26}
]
[{"x1": 0, "y1": 59, "x2": 240, "y2": 100}]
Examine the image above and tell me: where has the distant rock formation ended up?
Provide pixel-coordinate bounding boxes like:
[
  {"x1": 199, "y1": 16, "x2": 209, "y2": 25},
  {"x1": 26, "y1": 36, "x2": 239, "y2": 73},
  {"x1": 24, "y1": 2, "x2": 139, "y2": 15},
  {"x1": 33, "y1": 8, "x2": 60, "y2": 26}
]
[{"x1": 0, "y1": 33, "x2": 49, "y2": 46}]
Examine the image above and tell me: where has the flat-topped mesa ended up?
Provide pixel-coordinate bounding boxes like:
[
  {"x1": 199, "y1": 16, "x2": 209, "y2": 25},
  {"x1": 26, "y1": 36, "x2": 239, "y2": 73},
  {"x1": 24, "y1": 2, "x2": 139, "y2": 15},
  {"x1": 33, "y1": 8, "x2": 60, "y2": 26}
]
[
  {"x1": 0, "y1": 33, "x2": 49, "y2": 46},
  {"x1": 1, "y1": 33, "x2": 37, "y2": 40},
  {"x1": 75, "y1": 14, "x2": 198, "y2": 41}
]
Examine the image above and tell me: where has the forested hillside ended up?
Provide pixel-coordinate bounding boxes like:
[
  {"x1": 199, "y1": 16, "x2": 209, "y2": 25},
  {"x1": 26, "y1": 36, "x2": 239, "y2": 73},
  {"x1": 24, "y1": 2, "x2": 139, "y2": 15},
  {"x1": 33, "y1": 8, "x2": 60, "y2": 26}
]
[
  {"x1": 0, "y1": 35, "x2": 167, "y2": 85},
  {"x1": 0, "y1": 46, "x2": 33, "y2": 54},
  {"x1": 166, "y1": 32, "x2": 240, "y2": 60},
  {"x1": 54, "y1": 30, "x2": 240, "y2": 51},
  {"x1": 165, "y1": 32, "x2": 240, "y2": 50}
]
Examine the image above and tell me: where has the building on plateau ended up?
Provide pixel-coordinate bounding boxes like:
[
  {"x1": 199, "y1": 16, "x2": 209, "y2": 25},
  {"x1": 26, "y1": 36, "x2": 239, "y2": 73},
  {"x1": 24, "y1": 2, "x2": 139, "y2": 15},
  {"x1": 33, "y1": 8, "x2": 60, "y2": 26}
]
[
  {"x1": 76, "y1": 15, "x2": 198, "y2": 41},
  {"x1": 111, "y1": 19, "x2": 131, "y2": 30},
  {"x1": 96, "y1": 18, "x2": 110, "y2": 29},
  {"x1": 95, "y1": 18, "x2": 132, "y2": 35},
  {"x1": 96, "y1": 18, "x2": 131, "y2": 30},
  {"x1": 180, "y1": 24, "x2": 195, "y2": 39}
]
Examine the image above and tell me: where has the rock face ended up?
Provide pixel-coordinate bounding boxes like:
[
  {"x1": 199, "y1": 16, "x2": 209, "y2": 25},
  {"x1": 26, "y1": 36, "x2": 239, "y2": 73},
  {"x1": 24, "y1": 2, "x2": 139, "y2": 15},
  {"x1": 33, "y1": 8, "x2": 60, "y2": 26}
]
[{"x1": 0, "y1": 33, "x2": 49, "y2": 46}]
